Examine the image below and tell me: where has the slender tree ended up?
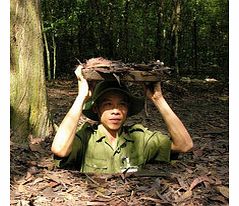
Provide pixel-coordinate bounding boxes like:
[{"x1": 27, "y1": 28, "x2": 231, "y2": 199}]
[
  {"x1": 122, "y1": 0, "x2": 130, "y2": 62},
  {"x1": 170, "y1": 0, "x2": 181, "y2": 73},
  {"x1": 10, "y1": 0, "x2": 53, "y2": 142},
  {"x1": 42, "y1": 22, "x2": 52, "y2": 80},
  {"x1": 155, "y1": 0, "x2": 165, "y2": 61}
]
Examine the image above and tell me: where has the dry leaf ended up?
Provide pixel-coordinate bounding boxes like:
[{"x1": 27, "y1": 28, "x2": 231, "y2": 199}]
[
  {"x1": 210, "y1": 175, "x2": 222, "y2": 185},
  {"x1": 32, "y1": 177, "x2": 45, "y2": 185},
  {"x1": 18, "y1": 184, "x2": 27, "y2": 193},
  {"x1": 176, "y1": 190, "x2": 193, "y2": 203},
  {"x1": 44, "y1": 173, "x2": 61, "y2": 183},
  {"x1": 216, "y1": 186, "x2": 229, "y2": 198},
  {"x1": 176, "y1": 177, "x2": 189, "y2": 190},
  {"x1": 193, "y1": 148, "x2": 204, "y2": 157},
  {"x1": 182, "y1": 190, "x2": 193, "y2": 199},
  {"x1": 209, "y1": 195, "x2": 227, "y2": 203},
  {"x1": 48, "y1": 181, "x2": 60, "y2": 188},
  {"x1": 29, "y1": 143, "x2": 44, "y2": 153},
  {"x1": 17, "y1": 200, "x2": 31, "y2": 206},
  {"x1": 189, "y1": 175, "x2": 210, "y2": 190},
  {"x1": 41, "y1": 187, "x2": 55, "y2": 197}
]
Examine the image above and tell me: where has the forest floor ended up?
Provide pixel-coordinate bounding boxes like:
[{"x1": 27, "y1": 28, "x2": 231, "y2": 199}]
[{"x1": 10, "y1": 76, "x2": 229, "y2": 206}]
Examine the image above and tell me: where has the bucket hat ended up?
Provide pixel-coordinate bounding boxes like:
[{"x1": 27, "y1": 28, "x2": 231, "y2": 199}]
[{"x1": 82, "y1": 81, "x2": 144, "y2": 121}]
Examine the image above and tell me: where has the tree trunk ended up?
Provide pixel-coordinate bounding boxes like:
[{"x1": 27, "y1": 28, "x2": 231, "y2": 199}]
[
  {"x1": 170, "y1": 0, "x2": 181, "y2": 73},
  {"x1": 10, "y1": 0, "x2": 53, "y2": 143},
  {"x1": 142, "y1": 1, "x2": 149, "y2": 60},
  {"x1": 174, "y1": 0, "x2": 180, "y2": 73},
  {"x1": 42, "y1": 24, "x2": 51, "y2": 81},
  {"x1": 192, "y1": 18, "x2": 198, "y2": 74},
  {"x1": 155, "y1": 0, "x2": 165, "y2": 61},
  {"x1": 52, "y1": 34, "x2": 57, "y2": 80},
  {"x1": 122, "y1": 0, "x2": 130, "y2": 62}
]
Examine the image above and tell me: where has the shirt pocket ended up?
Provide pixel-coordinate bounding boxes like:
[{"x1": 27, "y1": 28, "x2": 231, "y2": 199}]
[
  {"x1": 84, "y1": 156, "x2": 108, "y2": 172},
  {"x1": 123, "y1": 150, "x2": 143, "y2": 167}
]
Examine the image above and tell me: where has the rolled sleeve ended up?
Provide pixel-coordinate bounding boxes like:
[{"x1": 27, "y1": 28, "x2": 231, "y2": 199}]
[
  {"x1": 53, "y1": 122, "x2": 92, "y2": 170},
  {"x1": 143, "y1": 130, "x2": 172, "y2": 163},
  {"x1": 53, "y1": 134, "x2": 82, "y2": 169}
]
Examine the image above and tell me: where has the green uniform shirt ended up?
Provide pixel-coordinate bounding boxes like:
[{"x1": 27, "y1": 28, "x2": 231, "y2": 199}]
[{"x1": 54, "y1": 122, "x2": 172, "y2": 173}]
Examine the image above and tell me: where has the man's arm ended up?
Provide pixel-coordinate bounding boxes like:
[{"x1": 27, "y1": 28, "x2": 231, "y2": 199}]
[
  {"x1": 51, "y1": 65, "x2": 90, "y2": 157},
  {"x1": 145, "y1": 82, "x2": 193, "y2": 153}
]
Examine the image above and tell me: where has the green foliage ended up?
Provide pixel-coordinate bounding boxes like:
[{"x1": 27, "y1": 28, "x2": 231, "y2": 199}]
[{"x1": 41, "y1": 0, "x2": 228, "y2": 80}]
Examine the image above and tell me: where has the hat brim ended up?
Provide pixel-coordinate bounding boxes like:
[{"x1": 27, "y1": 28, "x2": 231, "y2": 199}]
[{"x1": 82, "y1": 88, "x2": 144, "y2": 121}]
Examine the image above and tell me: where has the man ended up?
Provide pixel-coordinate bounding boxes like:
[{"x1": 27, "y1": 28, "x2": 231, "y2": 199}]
[{"x1": 51, "y1": 65, "x2": 193, "y2": 173}]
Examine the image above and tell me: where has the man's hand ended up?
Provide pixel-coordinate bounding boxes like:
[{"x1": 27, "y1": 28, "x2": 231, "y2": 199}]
[
  {"x1": 51, "y1": 65, "x2": 92, "y2": 158},
  {"x1": 144, "y1": 82, "x2": 163, "y2": 102},
  {"x1": 74, "y1": 65, "x2": 91, "y2": 101},
  {"x1": 144, "y1": 82, "x2": 193, "y2": 153}
]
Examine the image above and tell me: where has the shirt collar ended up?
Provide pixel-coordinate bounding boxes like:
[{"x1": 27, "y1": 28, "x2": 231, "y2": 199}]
[
  {"x1": 94, "y1": 124, "x2": 133, "y2": 142},
  {"x1": 95, "y1": 124, "x2": 107, "y2": 142}
]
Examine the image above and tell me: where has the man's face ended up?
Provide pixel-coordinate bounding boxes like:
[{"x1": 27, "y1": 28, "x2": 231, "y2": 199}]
[{"x1": 96, "y1": 91, "x2": 129, "y2": 132}]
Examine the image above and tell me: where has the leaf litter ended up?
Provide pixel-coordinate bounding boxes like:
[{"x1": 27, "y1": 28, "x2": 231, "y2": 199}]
[{"x1": 11, "y1": 78, "x2": 229, "y2": 205}]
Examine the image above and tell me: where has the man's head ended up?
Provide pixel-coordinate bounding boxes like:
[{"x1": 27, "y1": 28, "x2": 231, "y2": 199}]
[
  {"x1": 93, "y1": 90, "x2": 129, "y2": 131},
  {"x1": 82, "y1": 81, "x2": 144, "y2": 123}
]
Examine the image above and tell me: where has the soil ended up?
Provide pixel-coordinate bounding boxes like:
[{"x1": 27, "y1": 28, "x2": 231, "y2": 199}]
[{"x1": 10, "y1": 77, "x2": 229, "y2": 206}]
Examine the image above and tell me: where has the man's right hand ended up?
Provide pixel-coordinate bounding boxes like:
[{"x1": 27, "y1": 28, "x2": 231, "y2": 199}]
[{"x1": 74, "y1": 65, "x2": 91, "y2": 101}]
